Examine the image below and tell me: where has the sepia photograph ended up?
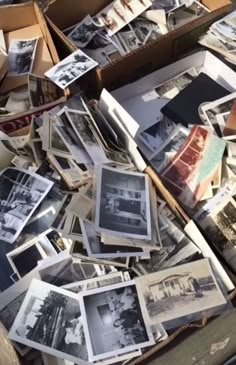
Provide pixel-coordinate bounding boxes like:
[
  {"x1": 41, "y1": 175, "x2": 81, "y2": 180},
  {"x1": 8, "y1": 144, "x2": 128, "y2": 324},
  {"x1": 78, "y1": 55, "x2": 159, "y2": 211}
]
[
  {"x1": 0, "y1": 167, "x2": 53, "y2": 244},
  {"x1": 9, "y1": 279, "x2": 89, "y2": 364},
  {"x1": 68, "y1": 15, "x2": 101, "y2": 48},
  {"x1": 81, "y1": 219, "x2": 146, "y2": 258},
  {"x1": 28, "y1": 74, "x2": 64, "y2": 107},
  {"x1": 154, "y1": 68, "x2": 198, "y2": 98},
  {"x1": 45, "y1": 50, "x2": 98, "y2": 89},
  {"x1": 135, "y1": 259, "x2": 227, "y2": 328},
  {"x1": 97, "y1": 0, "x2": 152, "y2": 36},
  {"x1": 95, "y1": 166, "x2": 152, "y2": 240},
  {"x1": 8, "y1": 38, "x2": 38, "y2": 76},
  {"x1": 80, "y1": 280, "x2": 154, "y2": 362}
]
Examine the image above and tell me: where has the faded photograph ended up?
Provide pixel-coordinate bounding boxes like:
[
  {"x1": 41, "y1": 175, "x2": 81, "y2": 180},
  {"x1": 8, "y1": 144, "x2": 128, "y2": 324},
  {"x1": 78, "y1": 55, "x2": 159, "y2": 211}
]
[{"x1": 136, "y1": 259, "x2": 226, "y2": 327}]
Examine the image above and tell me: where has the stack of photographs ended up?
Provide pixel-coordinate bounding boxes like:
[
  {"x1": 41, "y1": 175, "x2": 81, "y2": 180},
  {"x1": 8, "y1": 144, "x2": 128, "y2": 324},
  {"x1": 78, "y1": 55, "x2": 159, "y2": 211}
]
[
  {"x1": 199, "y1": 10, "x2": 236, "y2": 66},
  {"x1": 0, "y1": 90, "x2": 233, "y2": 365},
  {"x1": 59, "y1": 1, "x2": 210, "y2": 68}
]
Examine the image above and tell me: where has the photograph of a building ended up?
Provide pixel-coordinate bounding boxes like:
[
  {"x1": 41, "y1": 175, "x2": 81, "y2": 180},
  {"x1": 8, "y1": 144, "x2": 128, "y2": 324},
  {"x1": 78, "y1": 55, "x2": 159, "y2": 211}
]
[
  {"x1": 96, "y1": 166, "x2": 151, "y2": 239},
  {"x1": 136, "y1": 259, "x2": 226, "y2": 326}
]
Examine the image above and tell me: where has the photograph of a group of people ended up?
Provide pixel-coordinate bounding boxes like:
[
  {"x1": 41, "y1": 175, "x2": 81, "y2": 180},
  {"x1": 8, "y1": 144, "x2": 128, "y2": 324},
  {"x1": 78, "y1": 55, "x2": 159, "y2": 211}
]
[
  {"x1": 0, "y1": 168, "x2": 48, "y2": 243},
  {"x1": 83, "y1": 283, "x2": 149, "y2": 357}
]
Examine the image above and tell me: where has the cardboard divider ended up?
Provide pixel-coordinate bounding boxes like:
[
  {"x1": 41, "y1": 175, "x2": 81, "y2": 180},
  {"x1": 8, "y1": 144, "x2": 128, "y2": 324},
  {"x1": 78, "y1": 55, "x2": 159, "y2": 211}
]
[{"x1": 0, "y1": 2, "x2": 38, "y2": 32}]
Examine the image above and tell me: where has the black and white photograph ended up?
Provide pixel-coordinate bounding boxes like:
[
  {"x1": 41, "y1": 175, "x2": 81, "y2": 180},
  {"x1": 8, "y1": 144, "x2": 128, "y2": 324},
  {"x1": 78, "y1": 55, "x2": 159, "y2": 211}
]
[
  {"x1": 135, "y1": 259, "x2": 227, "y2": 328},
  {"x1": 45, "y1": 50, "x2": 98, "y2": 89},
  {"x1": 133, "y1": 217, "x2": 199, "y2": 274},
  {"x1": 167, "y1": 1, "x2": 209, "y2": 31},
  {"x1": 54, "y1": 112, "x2": 92, "y2": 165},
  {"x1": 28, "y1": 74, "x2": 64, "y2": 107},
  {"x1": 213, "y1": 18, "x2": 236, "y2": 41},
  {"x1": 200, "y1": 197, "x2": 236, "y2": 270},
  {"x1": 151, "y1": 0, "x2": 179, "y2": 12},
  {"x1": 81, "y1": 219, "x2": 146, "y2": 258},
  {"x1": 85, "y1": 32, "x2": 120, "y2": 67},
  {"x1": 6, "y1": 238, "x2": 47, "y2": 279},
  {"x1": 68, "y1": 15, "x2": 101, "y2": 48},
  {"x1": 95, "y1": 165, "x2": 152, "y2": 240},
  {"x1": 201, "y1": 93, "x2": 236, "y2": 130},
  {"x1": 66, "y1": 108, "x2": 108, "y2": 164},
  {"x1": 138, "y1": 119, "x2": 176, "y2": 154},
  {"x1": 8, "y1": 38, "x2": 38, "y2": 76},
  {"x1": 63, "y1": 272, "x2": 125, "y2": 293},
  {"x1": 132, "y1": 19, "x2": 163, "y2": 45},
  {"x1": 79, "y1": 280, "x2": 154, "y2": 362},
  {"x1": 154, "y1": 68, "x2": 198, "y2": 98},
  {"x1": 0, "y1": 270, "x2": 39, "y2": 355},
  {"x1": 0, "y1": 167, "x2": 53, "y2": 244},
  {"x1": 48, "y1": 117, "x2": 72, "y2": 158},
  {"x1": 38, "y1": 253, "x2": 98, "y2": 287},
  {"x1": 150, "y1": 125, "x2": 189, "y2": 172},
  {"x1": 9, "y1": 279, "x2": 89, "y2": 364}
]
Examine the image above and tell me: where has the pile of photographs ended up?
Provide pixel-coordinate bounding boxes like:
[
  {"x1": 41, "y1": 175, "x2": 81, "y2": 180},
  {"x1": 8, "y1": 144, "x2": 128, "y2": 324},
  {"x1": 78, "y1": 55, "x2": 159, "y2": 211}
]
[
  {"x1": 0, "y1": 32, "x2": 65, "y2": 120},
  {"x1": 199, "y1": 10, "x2": 236, "y2": 66},
  {"x1": 60, "y1": 0, "x2": 210, "y2": 68},
  {"x1": 0, "y1": 90, "x2": 231, "y2": 365}
]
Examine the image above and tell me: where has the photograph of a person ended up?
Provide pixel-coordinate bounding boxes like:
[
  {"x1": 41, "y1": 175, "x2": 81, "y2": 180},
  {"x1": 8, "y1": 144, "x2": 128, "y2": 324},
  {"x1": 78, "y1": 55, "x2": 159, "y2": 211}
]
[
  {"x1": 8, "y1": 38, "x2": 38, "y2": 76},
  {"x1": 0, "y1": 167, "x2": 53, "y2": 244},
  {"x1": 9, "y1": 279, "x2": 89, "y2": 364},
  {"x1": 95, "y1": 165, "x2": 152, "y2": 240},
  {"x1": 68, "y1": 15, "x2": 101, "y2": 48},
  {"x1": 80, "y1": 281, "x2": 154, "y2": 362},
  {"x1": 135, "y1": 259, "x2": 227, "y2": 328},
  {"x1": 28, "y1": 74, "x2": 64, "y2": 107},
  {"x1": 45, "y1": 50, "x2": 98, "y2": 89}
]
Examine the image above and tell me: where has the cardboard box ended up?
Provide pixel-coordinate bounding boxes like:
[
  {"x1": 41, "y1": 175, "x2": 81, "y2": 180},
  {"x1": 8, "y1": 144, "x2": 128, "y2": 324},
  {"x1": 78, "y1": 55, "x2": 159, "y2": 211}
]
[
  {"x1": 0, "y1": 2, "x2": 67, "y2": 133},
  {"x1": 44, "y1": 0, "x2": 232, "y2": 94}
]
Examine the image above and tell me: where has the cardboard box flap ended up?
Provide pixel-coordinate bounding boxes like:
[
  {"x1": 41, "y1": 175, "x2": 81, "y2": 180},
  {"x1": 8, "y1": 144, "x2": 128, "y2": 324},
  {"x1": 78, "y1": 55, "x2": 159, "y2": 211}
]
[
  {"x1": 46, "y1": 0, "x2": 111, "y2": 30},
  {"x1": 1, "y1": 24, "x2": 54, "y2": 95},
  {"x1": 0, "y1": 2, "x2": 37, "y2": 32},
  {"x1": 202, "y1": 0, "x2": 231, "y2": 11}
]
